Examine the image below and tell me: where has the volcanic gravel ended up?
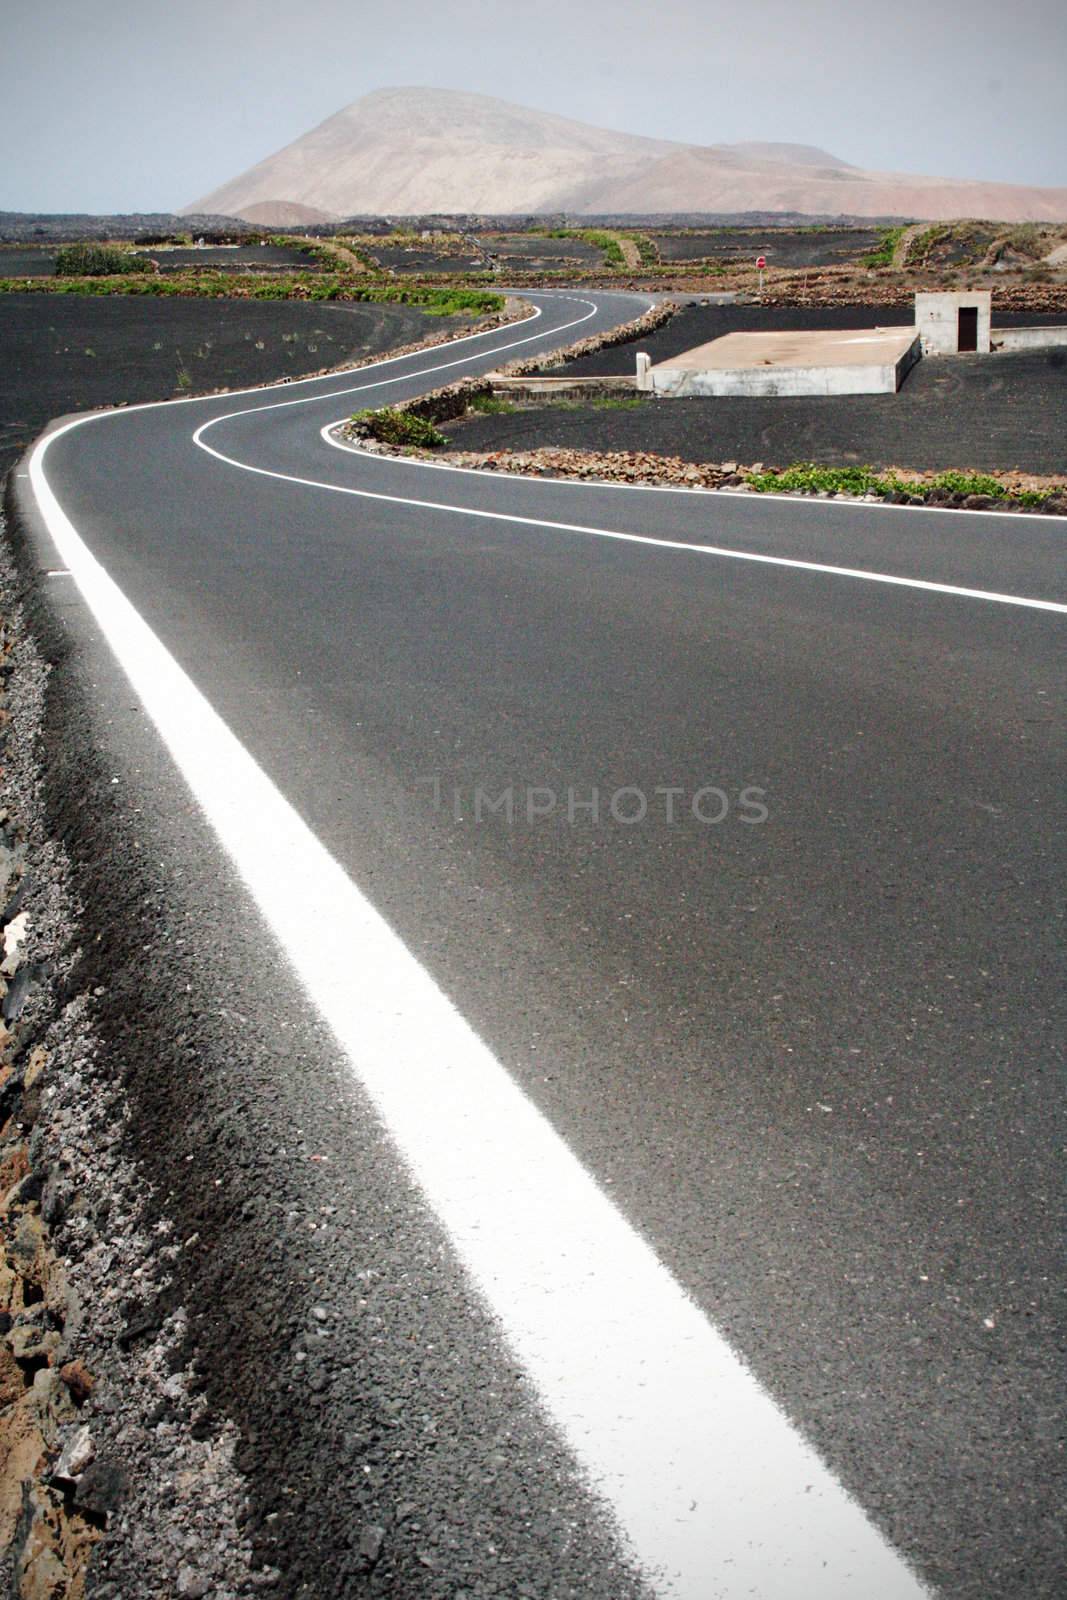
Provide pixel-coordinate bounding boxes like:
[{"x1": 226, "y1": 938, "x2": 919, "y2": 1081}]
[
  {"x1": 444, "y1": 348, "x2": 1067, "y2": 476},
  {"x1": 372, "y1": 247, "x2": 487, "y2": 273},
  {"x1": 478, "y1": 234, "x2": 604, "y2": 262},
  {"x1": 0, "y1": 292, "x2": 476, "y2": 481},
  {"x1": 0, "y1": 248, "x2": 59, "y2": 276},
  {"x1": 650, "y1": 228, "x2": 885, "y2": 265},
  {"x1": 915, "y1": 225, "x2": 1000, "y2": 267}
]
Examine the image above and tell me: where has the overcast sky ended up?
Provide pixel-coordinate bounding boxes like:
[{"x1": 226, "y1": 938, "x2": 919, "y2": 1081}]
[{"x1": 5, "y1": 0, "x2": 1065, "y2": 212}]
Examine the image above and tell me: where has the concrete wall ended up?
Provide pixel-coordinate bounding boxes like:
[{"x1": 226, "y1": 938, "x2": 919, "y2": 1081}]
[
  {"x1": 915, "y1": 291, "x2": 992, "y2": 354},
  {"x1": 488, "y1": 375, "x2": 636, "y2": 403},
  {"x1": 650, "y1": 337, "x2": 920, "y2": 398},
  {"x1": 990, "y1": 325, "x2": 1067, "y2": 352}
]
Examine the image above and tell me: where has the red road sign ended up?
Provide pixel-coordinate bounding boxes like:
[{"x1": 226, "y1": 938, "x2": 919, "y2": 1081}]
[{"x1": 756, "y1": 255, "x2": 767, "y2": 269}]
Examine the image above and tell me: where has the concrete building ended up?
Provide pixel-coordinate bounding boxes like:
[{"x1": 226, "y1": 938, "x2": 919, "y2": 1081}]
[
  {"x1": 914, "y1": 291, "x2": 992, "y2": 354},
  {"x1": 639, "y1": 327, "x2": 920, "y2": 398},
  {"x1": 631, "y1": 289, "x2": 1067, "y2": 401}
]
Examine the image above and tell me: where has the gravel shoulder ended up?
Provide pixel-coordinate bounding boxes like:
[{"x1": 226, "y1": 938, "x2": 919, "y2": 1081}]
[
  {"x1": 444, "y1": 348, "x2": 1067, "y2": 476},
  {"x1": 0, "y1": 523, "x2": 264, "y2": 1598}
]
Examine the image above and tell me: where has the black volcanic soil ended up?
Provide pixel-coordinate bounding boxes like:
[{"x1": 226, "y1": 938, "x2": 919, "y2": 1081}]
[
  {"x1": 0, "y1": 292, "x2": 477, "y2": 481},
  {"x1": 0, "y1": 244, "x2": 319, "y2": 278},
  {"x1": 372, "y1": 246, "x2": 487, "y2": 273},
  {"x1": 555, "y1": 301, "x2": 1067, "y2": 376},
  {"x1": 0, "y1": 247, "x2": 58, "y2": 276},
  {"x1": 479, "y1": 234, "x2": 604, "y2": 262},
  {"x1": 444, "y1": 348, "x2": 1067, "y2": 477},
  {"x1": 650, "y1": 228, "x2": 885, "y2": 265}
]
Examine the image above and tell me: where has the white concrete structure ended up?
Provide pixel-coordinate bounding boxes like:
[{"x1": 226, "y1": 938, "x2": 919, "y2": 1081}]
[
  {"x1": 914, "y1": 291, "x2": 991, "y2": 354},
  {"x1": 646, "y1": 327, "x2": 920, "y2": 398},
  {"x1": 990, "y1": 324, "x2": 1067, "y2": 352}
]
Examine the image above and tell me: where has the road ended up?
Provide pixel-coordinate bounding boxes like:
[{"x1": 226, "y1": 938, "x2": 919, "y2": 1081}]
[{"x1": 14, "y1": 290, "x2": 1065, "y2": 1598}]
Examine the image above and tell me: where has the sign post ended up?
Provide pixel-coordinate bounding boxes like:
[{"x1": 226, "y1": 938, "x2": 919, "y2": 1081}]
[{"x1": 756, "y1": 255, "x2": 766, "y2": 297}]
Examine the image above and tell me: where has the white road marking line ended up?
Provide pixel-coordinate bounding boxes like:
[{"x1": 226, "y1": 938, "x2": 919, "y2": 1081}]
[
  {"x1": 164, "y1": 294, "x2": 609, "y2": 428},
  {"x1": 28, "y1": 402, "x2": 929, "y2": 1600},
  {"x1": 188, "y1": 416, "x2": 1067, "y2": 615},
  {"x1": 28, "y1": 290, "x2": 617, "y2": 434},
  {"x1": 324, "y1": 426, "x2": 1067, "y2": 526}
]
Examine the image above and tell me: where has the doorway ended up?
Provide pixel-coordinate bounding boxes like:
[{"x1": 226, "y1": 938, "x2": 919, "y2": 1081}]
[{"x1": 958, "y1": 306, "x2": 979, "y2": 352}]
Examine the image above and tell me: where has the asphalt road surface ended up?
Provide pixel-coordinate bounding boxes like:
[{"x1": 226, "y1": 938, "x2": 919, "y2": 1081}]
[{"x1": 14, "y1": 291, "x2": 1065, "y2": 1598}]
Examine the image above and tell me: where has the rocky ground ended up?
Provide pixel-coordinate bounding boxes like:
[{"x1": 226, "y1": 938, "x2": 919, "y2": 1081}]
[
  {"x1": 352, "y1": 435, "x2": 1067, "y2": 515},
  {"x1": 0, "y1": 525, "x2": 273, "y2": 1599}
]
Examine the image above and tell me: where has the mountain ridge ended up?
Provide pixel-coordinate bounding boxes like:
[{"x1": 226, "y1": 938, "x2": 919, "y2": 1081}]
[{"x1": 185, "y1": 87, "x2": 1067, "y2": 223}]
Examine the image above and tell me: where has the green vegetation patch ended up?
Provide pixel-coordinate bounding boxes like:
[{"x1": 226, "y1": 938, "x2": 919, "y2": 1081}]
[
  {"x1": 746, "y1": 462, "x2": 1053, "y2": 507},
  {"x1": 1001, "y1": 223, "x2": 1044, "y2": 260},
  {"x1": 264, "y1": 235, "x2": 352, "y2": 271},
  {"x1": 861, "y1": 226, "x2": 907, "y2": 268},
  {"x1": 350, "y1": 407, "x2": 447, "y2": 448},
  {"x1": 55, "y1": 243, "x2": 155, "y2": 277},
  {"x1": 0, "y1": 271, "x2": 504, "y2": 317},
  {"x1": 541, "y1": 228, "x2": 626, "y2": 268}
]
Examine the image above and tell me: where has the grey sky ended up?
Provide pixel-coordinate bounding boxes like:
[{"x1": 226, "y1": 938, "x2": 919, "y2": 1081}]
[{"x1": 5, "y1": 0, "x2": 1065, "y2": 212}]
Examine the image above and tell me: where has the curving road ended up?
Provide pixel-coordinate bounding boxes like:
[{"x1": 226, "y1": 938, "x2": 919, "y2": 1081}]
[{"x1": 14, "y1": 290, "x2": 1066, "y2": 1598}]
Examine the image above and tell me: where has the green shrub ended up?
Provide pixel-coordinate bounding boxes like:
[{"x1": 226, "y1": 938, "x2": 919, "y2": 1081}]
[
  {"x1": 340, "y1": 284, "x2": 503, "y2": 316},
  {"x1": 265, "y1": 235, "x2": 364, "y2": 273},
  {"x1": 861, "y1": 226, "x2": 907, "y2": 268},
  {"x1": 904, "y1": 225, "x2": 949, "y2": 267},
  {"x1": 539, "y1": 228, "x2": 625, "y2": 267},
  {"x1": 582, "y1": 230, "x2": 625, "y2": 268},
  {"x1": 3, "y1": 272, "x2": 504, "y2": 315},
  {"x1": 1004, "y1": 223, "x2": 1043, "y2": 260},
  {"x1": 55, "y1": 243, "x2": 155, "y2": 277},
  {"x1": 350, "y1": 408, "x2": 447, "y2": 448},
  {"x1": 745, "y1": 462, "x2": 1038, "y2": 505},
  {"x1": 926, "y1": 470, "x2": 1007, "y2": 499},
  {"x1": 747, "y1": 463, "x2": 890, "y2": 496}
]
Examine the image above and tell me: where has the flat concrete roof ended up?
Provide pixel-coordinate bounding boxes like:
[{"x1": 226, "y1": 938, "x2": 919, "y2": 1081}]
[{"x1": 652, "y1": 327, "x2": 916, "y2": 373}]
